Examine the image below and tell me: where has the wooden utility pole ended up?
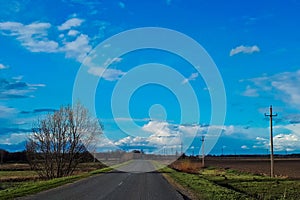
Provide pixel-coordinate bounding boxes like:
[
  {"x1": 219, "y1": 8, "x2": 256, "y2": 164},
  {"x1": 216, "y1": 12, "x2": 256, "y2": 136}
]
[
  {"x1": 201, "y1": 135, "x2": 205, "y2": 167},
  {"x1": 265, "y1": 105, "x2": 277, "y2": 177}
]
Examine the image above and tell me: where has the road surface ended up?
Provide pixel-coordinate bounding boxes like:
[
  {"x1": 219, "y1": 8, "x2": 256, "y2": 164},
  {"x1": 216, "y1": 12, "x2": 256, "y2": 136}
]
[{"x1": 22, "y1": 160, "x2": 186, "y2": 200}]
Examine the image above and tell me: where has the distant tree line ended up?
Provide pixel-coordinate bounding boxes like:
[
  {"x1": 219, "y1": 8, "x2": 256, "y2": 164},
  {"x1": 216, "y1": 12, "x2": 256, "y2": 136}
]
[
  {"x1": 0, "y1": 149, "x2": 28, "y2": 163},
  {"x1": 177, "y1": 153, "x2": 300, "y2": 160},
  {"x1": 0, "y1": 149, "x2": 95, "y2": 164}
]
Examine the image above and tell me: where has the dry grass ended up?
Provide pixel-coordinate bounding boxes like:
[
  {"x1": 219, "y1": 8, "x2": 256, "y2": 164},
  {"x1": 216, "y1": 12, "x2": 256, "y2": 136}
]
[
  {"x1": 0, "y1": 171, "x2": 39, "y2": 182},
  {"x1": 0, "y1": 162, "x2": 106, "y2": 191},
  {"x1": 0, "y1": 163, "x2": 31, "y2": 171},
  {"x1": 169, "y1": 159, "x2": 203, "y2": 173}
]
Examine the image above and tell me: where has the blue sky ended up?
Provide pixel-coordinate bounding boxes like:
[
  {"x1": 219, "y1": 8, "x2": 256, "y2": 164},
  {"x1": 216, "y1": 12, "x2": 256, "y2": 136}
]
[{"x1": 0, "y1": 0, "x2": 300, "y2": 155}]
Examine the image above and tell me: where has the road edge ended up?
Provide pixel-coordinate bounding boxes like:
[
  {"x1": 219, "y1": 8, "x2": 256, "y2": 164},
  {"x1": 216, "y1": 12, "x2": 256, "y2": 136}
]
[
  {"x1": 151, "y1": 161, "x2": 198, "y2": 200},
  {"x1": 161, "y1": 171, "x2": 199, "y2": 200}
]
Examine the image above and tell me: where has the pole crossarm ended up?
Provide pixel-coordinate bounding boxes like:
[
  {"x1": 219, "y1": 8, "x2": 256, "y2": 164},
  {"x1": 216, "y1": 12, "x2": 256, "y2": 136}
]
[{"x1": 265, "y1": 113, "x2": 278, "y2": 117}]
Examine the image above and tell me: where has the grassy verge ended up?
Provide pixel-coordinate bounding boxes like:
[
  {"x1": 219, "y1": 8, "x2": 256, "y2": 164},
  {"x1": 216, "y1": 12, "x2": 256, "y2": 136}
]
[
  {"x1": 200, "y1": 168, "x2": 300, "y2": 199},
  {"x1": 160, "y1": 167, "x2": 251, "y2": 200},
  {"x1": 0, "y1": 161, "x2": 131, "y2": 199},
  {"x1": 154, "y1": 161, "x2": 300, "y2": 200}
]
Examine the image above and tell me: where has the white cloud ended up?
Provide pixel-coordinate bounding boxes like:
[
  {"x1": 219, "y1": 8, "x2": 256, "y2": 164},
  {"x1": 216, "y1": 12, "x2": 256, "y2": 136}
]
[
  {"x1": 143, "y1": 121, "x2": 176, "y2": 138},
  {"x1": 27, "y1": 83, "x2": 46, "y2": 87},
  {"x1": 230, "y1": 45, "x2": 260, "y2": 56},
  {"x1": 0, "y1": 132, "x2": 28, "y2": 145},
  {"x1": 220, "y1": 125, "x2": 235, "y2": 135},
  {"x1": 243, "y1": 70, "x2": 300, "y2": 110},
  {"x1": 0, "y1": 19, "x2": 92, "y2": 62},
  {"x1": 88, "y1": 67, "x2": 125, "y2": 81},
  {"x1": 0, "y1": 105, "x2": 17, "y2": 118},
  {"x1": 62, "y1": 34, "x2": 92, "y2": 62},
  {"x1": 114, "y1": 136, "x2": 150, "y2": 147},
  {"x1": 0, "y1": 18, "x2": 115, "y2": 63},
  {"x1": 242, "y1": 85, "x2": 259, "y2": 97},
  {"x1": 23, "y1": 39, "x2": 59, "y2": 53},
  {"x1": 87, "y1": 57, "x2": 122, "y2": 69},
  {"x1": 95, "y1": 136, "x2": 116, "y2": 149},
  {"x1": 58, "y1": 18, "x2": 84, "y2": 31},
  {"x1": 2, "y1": 89, "x2": 33, "y2": 97},
  {"x1": 254, "y1": 124, "x2": 300, "y2": 152},
  {"x1": 0, "y1": 21, "x2": 59, "y2": 53},
  {"x1": 86, "y1": 57, "x2": 125, "y2": 81},
  {"x1": 142, "y1": 121, "x2": 182, "y2": 147},
  {"x1": 103, "y1": 44, "x2": 111, "y2": 48},
  {"x1": 256, "y1": 136, "x2": 268, "y2": 141},
  {"x1": 99, "y1": 119, "x2": 300, "y2": 153},
  {"x1": 182, "y1": 72, "x2": 199, "y2": 84},
  {"x1": 109, "y1": 121, "x2": 241, "y2": 151},
  {"x1": 105, "y1": 57, "x2": 122, "y2": 66},
  {"x1": 0, "y1": 21, "x2": 24, "y2": 32},
  {"x1": 110, "y1": 121, "x2": 184, "y2": 150},
  {"x1": 0, "y1": 64, "x2": 8, "y2": 69},
  {"x1": 177, "y1": 124, "x2": 202, "y2": 137},
  {"x1": 271, "y1": 74, "x2": 300, "y2": 107},
  {"x1": 114, "y1": 136, "x2": 133, "y2": 146},
  {"x1": 273, "y1": 124, "x2": 300, "y2": 151},
  {"x1": 67, "y1": 29, "x2": 80, "y2": 36}
]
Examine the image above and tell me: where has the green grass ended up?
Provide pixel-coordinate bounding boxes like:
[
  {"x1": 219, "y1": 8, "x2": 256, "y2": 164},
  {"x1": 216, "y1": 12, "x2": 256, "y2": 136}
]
[
  {"x1": 160, "y1": 167, "x2": 252, "y2": 200},
  {"x1": 0, "y1": 173, "x2": 88, "y2": 199},
  {"x1": 230, "y1": 180, "x2": 300, "y2": 200},
  {"x1": 155, "y1": 161, "x2": 300, "y2": 200},
  {"x1": 200, "y1": 168, "x2": 300, "y2": 200}
]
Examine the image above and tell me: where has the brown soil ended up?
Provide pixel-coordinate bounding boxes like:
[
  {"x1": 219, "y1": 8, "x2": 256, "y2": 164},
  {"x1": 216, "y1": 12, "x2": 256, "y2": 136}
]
[{"x1": 205, "y1": 157, "x2": 300, "y2": 179}]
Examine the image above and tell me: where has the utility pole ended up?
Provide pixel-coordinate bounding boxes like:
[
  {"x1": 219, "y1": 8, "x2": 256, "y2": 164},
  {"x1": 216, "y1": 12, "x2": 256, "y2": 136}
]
[
  {"x1": 265, "y1": 105, "x2": 277, "y2": 178},
  {"x1": 201, "y1": 135, "x2": 205, "y2": 167}
]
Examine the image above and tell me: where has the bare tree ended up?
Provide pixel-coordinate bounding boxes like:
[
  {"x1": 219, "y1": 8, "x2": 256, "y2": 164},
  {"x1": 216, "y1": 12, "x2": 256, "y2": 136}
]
[{"x1": 26, "y1": 103, "x2": 102, "y2": 179}]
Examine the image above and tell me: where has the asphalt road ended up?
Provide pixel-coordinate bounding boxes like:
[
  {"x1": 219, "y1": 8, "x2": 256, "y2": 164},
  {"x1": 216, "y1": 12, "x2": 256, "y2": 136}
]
[{"x1": 22, "y1": 160, "x2": 185, "y2": 200}]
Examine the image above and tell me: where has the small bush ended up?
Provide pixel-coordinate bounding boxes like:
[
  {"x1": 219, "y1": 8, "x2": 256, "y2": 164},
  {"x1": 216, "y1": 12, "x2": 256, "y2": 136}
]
[{"x1": 169, "y1": 160, "x2": 202, "y2": 173}]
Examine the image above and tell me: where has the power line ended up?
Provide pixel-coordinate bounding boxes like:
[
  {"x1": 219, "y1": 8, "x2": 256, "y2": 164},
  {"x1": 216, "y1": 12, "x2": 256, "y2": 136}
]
[{"x1": 265, "y1": 105, "x2": 277, "y2": 178}]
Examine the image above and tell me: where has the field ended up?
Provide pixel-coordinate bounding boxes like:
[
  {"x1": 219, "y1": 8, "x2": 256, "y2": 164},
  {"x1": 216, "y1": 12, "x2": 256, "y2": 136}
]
[
  {"x1": 166, "y1": 157, "x2": 300, "y2": 199},
  {"x1": 0, "y1": 162, "x2": 107, "y2": 198},
  {"x1": 205, "y1": 157, "x2": 300, "y2": 179}
]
